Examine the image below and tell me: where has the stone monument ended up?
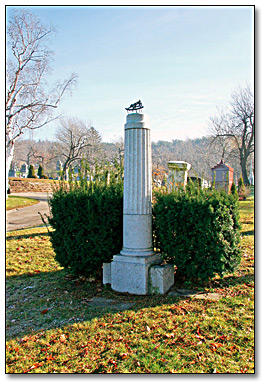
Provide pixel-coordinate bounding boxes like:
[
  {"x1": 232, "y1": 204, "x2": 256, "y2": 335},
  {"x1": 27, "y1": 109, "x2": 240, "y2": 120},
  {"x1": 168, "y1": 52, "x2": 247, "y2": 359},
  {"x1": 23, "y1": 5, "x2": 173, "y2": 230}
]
[
  {"x1": 167, "y1": 161, "x2": 191, "y2": 189},
  {"x1": 103, "y1": 102, "x2": 174, "y2": 295},
  {"x1": 20, "y1": 163, "x2": 28, "y2": 178},
  {"x1": 211, "y1": 159, "x2": 234, "y2": 192}
]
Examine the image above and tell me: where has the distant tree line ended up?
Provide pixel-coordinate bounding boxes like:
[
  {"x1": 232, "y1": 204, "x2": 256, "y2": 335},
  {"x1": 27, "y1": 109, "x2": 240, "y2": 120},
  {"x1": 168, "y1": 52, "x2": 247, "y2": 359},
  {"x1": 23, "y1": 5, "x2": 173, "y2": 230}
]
[
  {"x1": 13, "y1": 132, "x2": 249, "y2": 183},
  {"x1": 12, "y1": 84, "x2": 254, "y2": 184}
]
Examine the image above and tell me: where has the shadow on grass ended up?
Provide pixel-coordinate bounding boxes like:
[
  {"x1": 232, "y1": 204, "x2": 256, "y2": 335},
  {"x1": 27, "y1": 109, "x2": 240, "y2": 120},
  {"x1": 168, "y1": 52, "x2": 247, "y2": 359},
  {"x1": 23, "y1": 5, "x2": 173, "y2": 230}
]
[
  {"x1": 241, "y1": 229, "x2": 254, "y2": 236},
  {"x1": 6, "y1": 264, "x2": 254, "y2": 341},
  {"x1": 6, "y1": 269, "x2": 105, "y2": 340},
  {"x1": 6, "y1": 269, "x2": 185, "y2": 341},
  {"x1": 212, "y1": 273, "x2": 254, "y2": 289},
  {"x1": 6, "y1": 231, "x2": 50, "y2": 241}
]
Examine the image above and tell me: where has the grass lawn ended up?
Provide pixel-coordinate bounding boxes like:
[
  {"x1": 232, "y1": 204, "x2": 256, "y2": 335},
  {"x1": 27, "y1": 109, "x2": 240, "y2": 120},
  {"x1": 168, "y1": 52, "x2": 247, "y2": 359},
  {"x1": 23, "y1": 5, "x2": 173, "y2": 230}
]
[
  {"x1": 6, "y1": 196, "x2": 39, "y2": 211},
  {"x1": 6, "y1": 198, "x2": 254, "y2": 373}
]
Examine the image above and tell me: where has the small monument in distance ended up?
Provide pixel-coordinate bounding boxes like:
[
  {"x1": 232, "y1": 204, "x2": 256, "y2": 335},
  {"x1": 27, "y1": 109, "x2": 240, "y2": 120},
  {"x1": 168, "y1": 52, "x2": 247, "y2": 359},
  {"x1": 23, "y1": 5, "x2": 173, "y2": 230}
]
[
  {"x1": 103, "y1": 101, "x2": 174, "y2": 295},
  {"x1": 211, "y1": 159, "x2": 234, "y2": 192},
  {"x1": 167, "y1": 161, "x2": 191, "y2": 189}
]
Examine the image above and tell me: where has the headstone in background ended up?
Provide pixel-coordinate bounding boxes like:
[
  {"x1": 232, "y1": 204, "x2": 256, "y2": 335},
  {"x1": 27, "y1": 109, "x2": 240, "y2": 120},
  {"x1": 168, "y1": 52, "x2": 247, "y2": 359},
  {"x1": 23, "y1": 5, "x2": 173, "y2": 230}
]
[
  {"x1": 211, "y1": 159, "x2": 234, "y2": 192},
  {"x1": 167, "y1": 161, "x2": 191, "y2": 189}
]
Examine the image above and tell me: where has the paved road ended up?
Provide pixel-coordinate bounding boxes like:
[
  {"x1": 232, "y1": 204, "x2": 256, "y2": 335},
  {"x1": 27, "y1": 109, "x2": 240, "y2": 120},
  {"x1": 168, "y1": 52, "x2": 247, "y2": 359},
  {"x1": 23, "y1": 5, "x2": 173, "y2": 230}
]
[{"x1": 6, "y1": 192, "x2": 52, "y2": 231}]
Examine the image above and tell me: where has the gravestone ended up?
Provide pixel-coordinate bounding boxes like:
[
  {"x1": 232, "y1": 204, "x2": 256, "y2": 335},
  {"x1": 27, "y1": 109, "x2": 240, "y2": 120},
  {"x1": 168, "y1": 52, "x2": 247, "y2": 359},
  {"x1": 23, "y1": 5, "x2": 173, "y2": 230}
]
[
  {"x1": 211, "y1": 159, "x2": 234, "y2": 192},
  {"x1": 20, "y1": 163, "x2": 28, "y2": 178},
  {"x1": 103, "y1": 104, "x2": 174, "y2": 295},
  {"x1": 167, "y1": 161, "x2": 191, "y2": 189},
  {"x1": 8, "y1": 169, "x2": 16, "y2": 178}
]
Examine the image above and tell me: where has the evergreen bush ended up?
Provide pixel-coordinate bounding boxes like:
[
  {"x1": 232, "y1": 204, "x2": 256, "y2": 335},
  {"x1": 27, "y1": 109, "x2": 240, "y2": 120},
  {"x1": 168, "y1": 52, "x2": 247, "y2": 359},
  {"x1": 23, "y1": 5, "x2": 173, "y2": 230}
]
[
  {"x1": 230, "y1": 181, "x2": 238, "y2": 199},
  {"x1": 27, "y1": 165, "x2": 38, "y2": 179},
  {"x1": 46, "y1": 160, "x2": 241, "y2": 282},
  {"x1": 38, "y1": 165, "x2": 44, "y2": 178},
  {"x1": 153, "y1": 184, "x2": 241, "y2": 282},
  {"x1": 47, "y1": 165, "x2": 123, "y2": 277},
  {"x1": 237, "y1": 176, "x2": 248, "y2": 200}
]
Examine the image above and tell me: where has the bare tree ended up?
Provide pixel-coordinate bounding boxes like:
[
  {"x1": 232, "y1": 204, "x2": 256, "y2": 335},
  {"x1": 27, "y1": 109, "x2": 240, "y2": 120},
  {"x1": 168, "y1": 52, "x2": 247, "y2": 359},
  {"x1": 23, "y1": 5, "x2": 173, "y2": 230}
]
[
  {"x1": 6, "y1": 8, "x2": 77, "y2": 194},
  {"x1": 110, "y1": 137, "x2": 124, "y2": 166},
  {"x1": 30, "y1": 140, "x2": 59, "y2": 172},
  {"x1": 14, "y1": 139, "x2": 59, "y2": 173},
  {"x1": 83, "y1": 130, "x2": 103, "y2": 168},
  {"x1": 14, "y1": 139, "x2": 36, "y2": 167},
  {"x1": 55, "y1": 117, "x2": 102, "y2": 180},
  {"x1": 208, "y1": 84, "x2": 254, "y2": 185}
]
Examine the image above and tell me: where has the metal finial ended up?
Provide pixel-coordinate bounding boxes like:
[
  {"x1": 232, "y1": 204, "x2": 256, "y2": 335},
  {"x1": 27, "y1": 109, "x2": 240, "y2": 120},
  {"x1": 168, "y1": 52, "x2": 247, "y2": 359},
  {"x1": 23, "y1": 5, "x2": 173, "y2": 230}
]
[{"x1": 125, "y1": 100, "x2": 144, "y2": 113}]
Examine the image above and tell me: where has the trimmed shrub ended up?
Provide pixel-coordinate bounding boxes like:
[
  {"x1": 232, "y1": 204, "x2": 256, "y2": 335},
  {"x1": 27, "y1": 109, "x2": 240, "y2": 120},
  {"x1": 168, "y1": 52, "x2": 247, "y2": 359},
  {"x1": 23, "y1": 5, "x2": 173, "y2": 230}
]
[
  {"x1": 153, "y1": 185, "x2": 241, "y2": 282},
  {"x1": 47, "y1": 172, "x2": 123, "y2": 277},
  {"x1": 230, "y1": 181, "x2": 238, "y2": 199},
  {"x1": 237, "y1": 176, "x2": 250, "y2": 200},
  {"x1": 38, "y1": 165, "x2": 44, "y2": 178},
  {"x1": 46, "y1": 160, "x2": 240, "y2": 282},
  {"x1": 27, "y1": 165, "x2": 38, "y2": 179}
]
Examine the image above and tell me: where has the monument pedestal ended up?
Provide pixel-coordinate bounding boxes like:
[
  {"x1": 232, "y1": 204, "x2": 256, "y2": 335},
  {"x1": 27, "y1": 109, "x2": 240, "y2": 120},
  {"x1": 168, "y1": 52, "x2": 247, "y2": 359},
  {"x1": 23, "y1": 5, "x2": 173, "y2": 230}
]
[{"x1": 111, "y1": 253, "x2": 162, "y2": 295}]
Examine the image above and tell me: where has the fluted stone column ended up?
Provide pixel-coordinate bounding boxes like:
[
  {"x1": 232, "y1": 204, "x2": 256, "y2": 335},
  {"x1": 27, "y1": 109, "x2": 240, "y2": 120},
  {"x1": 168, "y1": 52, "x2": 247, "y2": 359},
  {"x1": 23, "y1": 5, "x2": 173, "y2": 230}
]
[
  {"x1": 110, "y1": 112, "x2": 161, "y2": 294},
  {"x1": 121, "y1": 113, "x2": 153, "y2": 256}
]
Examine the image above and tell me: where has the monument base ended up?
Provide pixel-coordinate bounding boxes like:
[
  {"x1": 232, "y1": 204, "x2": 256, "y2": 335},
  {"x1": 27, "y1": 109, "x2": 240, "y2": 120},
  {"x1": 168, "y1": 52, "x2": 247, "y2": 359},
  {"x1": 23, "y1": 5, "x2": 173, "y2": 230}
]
[
  {"x1": 102, "y1": 254, "x2": 175, "y2": 295},
  {"x1": 149, "y1": 264, "x2": 175, "y2": 294},
  {"x1": 103, "y1": 253, "x2": 162, "y2": 295}
]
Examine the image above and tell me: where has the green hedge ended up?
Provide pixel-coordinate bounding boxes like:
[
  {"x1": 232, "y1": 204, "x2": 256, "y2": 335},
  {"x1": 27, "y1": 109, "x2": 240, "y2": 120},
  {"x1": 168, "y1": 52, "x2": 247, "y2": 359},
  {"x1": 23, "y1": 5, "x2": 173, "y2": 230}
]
[
  {"x1": 47, "y1": 168, "x2": 241, "y2": 282},
  {"x1": 27, "y1": 164, "x2": 38, "y2": 179},
  {"x1": 47, "y1": 178, "x2": 123, "y2": 277},
  {"x1": 153, "y1": 186, "x2": 241, "y2": 282}
]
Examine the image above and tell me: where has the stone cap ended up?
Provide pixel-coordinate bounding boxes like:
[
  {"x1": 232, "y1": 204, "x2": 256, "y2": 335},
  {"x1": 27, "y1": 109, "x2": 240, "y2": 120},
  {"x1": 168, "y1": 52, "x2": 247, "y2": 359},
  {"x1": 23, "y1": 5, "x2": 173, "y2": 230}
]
[
  {"x1": 125, "y1": 113, "x2": 150, "y2": 130},
  {"x1": 168, "y1": 161, "x2": 191, "y2": 171},
  {"x1": 211, "y1": 159, "x2": 234, "y2": 172}
]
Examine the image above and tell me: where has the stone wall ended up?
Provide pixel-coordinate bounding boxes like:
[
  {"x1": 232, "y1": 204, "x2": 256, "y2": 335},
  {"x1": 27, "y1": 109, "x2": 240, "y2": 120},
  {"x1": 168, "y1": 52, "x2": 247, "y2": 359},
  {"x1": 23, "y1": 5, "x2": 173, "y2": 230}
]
[{"x1": 9, "y1": 178, "x2": 58, "y2": 193}]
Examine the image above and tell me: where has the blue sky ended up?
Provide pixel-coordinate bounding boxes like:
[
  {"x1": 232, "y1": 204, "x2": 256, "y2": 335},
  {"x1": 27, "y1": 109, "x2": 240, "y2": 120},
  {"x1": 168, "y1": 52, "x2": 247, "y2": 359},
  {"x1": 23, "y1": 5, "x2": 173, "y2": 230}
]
[{"x1": 6, "y1": 5, "x2": 254, "y2": 143}]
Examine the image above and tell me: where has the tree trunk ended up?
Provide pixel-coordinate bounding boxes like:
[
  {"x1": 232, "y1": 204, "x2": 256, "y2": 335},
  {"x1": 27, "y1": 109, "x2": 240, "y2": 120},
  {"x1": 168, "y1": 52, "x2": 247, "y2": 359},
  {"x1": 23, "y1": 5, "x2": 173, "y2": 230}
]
[
  {"x1": 62, "y1": 161, "x2": 70, "y2": 181},
  {"x1": 240, "y1": 151, "x2": 249, "y2": 185},
  {"x1": 6, "y1": 134, "x2": 15, "y2": 199}
]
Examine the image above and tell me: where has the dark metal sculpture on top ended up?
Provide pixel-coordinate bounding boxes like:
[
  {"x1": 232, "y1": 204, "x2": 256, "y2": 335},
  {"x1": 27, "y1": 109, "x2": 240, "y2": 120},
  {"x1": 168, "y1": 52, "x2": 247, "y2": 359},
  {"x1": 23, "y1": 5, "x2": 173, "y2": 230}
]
[{"x1": 125, "y1": 100, "x2": 144, "y2": 112}]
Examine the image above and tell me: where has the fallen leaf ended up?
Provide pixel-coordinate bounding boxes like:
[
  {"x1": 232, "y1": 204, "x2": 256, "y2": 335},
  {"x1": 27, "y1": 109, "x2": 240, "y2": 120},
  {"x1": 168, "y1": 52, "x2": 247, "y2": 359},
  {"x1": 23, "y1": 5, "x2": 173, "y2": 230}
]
[
  {"x1": 19, "y1": 336, "x2": 29, "y2": 343},
  {"x1": 195, "y1": 334, "x2": 205, "y2": 341},
  {"x1": 24, "y1": 362, "x2": 43, "y2": 373},
  {"x1": 210, "y1": 342, "x2": 223, "y2": 351},
  {"x1": 46, "y1": 354, "x2": 55, "y2": 361},
  {"x1": 218, "y1": 335, "x2": 227, "y2": 341},
  {"x1": 60, "y1": 334, "x2": 66, "y2": 343},
  {"x1": 165, "y1": 333, "x2": 175, "y2": 339},
  {"x1": 41, "y1": 309, "x2": 49, "y2": 314}
]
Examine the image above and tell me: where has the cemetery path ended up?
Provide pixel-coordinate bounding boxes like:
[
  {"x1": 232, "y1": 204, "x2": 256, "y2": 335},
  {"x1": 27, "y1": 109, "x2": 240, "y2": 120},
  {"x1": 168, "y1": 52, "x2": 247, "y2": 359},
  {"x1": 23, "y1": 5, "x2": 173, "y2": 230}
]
[{"x1": 6, "y1": 192, "x2": 51, "y2": 231}]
